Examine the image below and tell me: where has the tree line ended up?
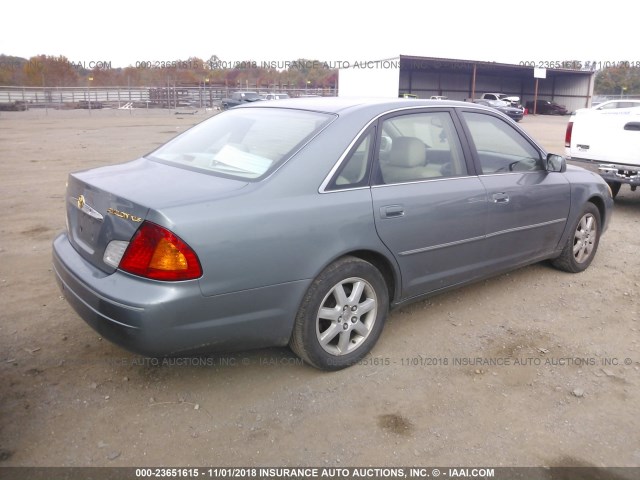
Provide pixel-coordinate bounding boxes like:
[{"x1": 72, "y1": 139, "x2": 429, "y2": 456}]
[
  {"x1": 594, "y1": 66, "x2": 640, "y2": 95},
  {"x1": 0, "y1": 54, "x2": 338, "y2": 89}
]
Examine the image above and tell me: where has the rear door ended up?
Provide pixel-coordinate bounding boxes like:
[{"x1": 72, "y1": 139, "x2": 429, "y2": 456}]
[
  {"x1": 370, "y1": 109, "x2": 489, "y2": 299},
  {"x1": 458, "y1": 110, "x2": 571, "y2": 268}
]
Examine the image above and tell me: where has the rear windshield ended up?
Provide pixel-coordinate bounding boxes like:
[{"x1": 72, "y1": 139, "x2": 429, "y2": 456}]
[{"x1": 147, "y1": 108, "x2": 335, "y2": 180}]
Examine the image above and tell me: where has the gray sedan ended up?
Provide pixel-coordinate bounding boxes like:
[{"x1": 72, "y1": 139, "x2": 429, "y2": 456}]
[
  {"x1": 474, "y1": 99, "x2": 524, "y2": 122},
  {"x1": 52, "y1": 98, "x2": 613, "y2": 370}
]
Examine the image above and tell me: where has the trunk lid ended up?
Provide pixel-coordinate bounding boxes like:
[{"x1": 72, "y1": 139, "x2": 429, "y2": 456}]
[{"x1": 65, "y1": 158, "x2": 248, "y2": 273}]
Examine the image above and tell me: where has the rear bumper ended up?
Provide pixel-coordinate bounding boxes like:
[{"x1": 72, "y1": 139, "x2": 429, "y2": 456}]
[
  {"x1": 567, "y1": 157, "x2": 640, "y2": 185},
  {"x1": 52, "y1": 233, "x2": 308, "y2": 356},
  {"x1": 598, "y1": 164, "x2": 640, "y2": 185},
  {"x1": 504, "y1": 110, "x2": 524, "y2": 121}
]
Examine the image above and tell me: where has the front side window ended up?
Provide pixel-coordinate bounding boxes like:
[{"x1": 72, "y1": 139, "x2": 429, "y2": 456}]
[
  {"x1": 461, "y1": 112, "x2": 543, "y2": 174},
  {"x1": 376, "y1": 111, "x2": 467, "y2": 185},
  {"x1": 148, "y1": 108, "x2": 334, "y2": 180}
]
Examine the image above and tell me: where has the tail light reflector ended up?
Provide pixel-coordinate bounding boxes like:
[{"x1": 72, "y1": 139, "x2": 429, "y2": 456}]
[
  {"x1": 119, "y1": 222, "x2": 202, "y2": 281},
  {"x1": 565, "y1": 121, "x2": 573, "y2": 148}
]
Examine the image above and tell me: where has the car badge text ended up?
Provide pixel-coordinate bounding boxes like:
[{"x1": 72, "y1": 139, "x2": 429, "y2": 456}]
[{"x1": 107, "y1": 208, "x2": 143, "y2": 223}]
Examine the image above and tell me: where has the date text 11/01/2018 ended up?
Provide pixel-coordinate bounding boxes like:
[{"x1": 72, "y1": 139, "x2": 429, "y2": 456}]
[{"x1": 518, "y1": 60, "x2": 640, "y2": 69}]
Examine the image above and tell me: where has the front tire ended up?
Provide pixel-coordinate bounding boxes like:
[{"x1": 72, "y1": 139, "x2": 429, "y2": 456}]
[
  {"x1": 290, "y1": 256, "x2": 389, "y2": 371},
  {"x1": 552, "y1": 203, "x2": 601, "y2": 273}
]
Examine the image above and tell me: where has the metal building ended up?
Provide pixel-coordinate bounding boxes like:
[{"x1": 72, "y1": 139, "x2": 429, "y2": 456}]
[{"x1": 339, "y1": 55, "x2": 595, "y2": 112}]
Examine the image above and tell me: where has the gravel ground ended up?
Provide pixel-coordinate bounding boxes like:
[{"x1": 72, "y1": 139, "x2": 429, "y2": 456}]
[{"x1": 0, "y1": 109, "x2": 638, "y2": 468}]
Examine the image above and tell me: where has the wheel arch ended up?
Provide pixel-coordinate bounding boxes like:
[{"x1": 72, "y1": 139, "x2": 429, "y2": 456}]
[
  {"x1": 587, "y1": 195, "x2": 607, "y2": 228},
  {"x1": 342, "y1": 249, "x2": 399, "y2": 305}
]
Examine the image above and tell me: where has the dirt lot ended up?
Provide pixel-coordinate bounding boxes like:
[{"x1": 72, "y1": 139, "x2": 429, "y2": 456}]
[{"x1": 0, "y1": 109, "x2": 639, "y2": 468}]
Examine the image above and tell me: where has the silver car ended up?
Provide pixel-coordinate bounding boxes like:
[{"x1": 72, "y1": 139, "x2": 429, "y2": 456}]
[{"x1": 52, "y1": 98, "x2": 613, "y2": 370}]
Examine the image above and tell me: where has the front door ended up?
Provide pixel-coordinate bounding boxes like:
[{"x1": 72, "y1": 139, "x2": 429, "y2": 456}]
[{"x1": 459, "y1": 110, "x2": 571, "y2": 268}]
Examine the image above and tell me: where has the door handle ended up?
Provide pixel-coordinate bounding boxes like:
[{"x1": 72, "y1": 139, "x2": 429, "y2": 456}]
[
  {"x1": 492, "y1": 193, "x2": 510, "y2": 204},
  {"x1": 380, "y1": 205, "x2": 405, "y2": 218}
]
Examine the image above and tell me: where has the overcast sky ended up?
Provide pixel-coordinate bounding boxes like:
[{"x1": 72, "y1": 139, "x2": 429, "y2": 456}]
[{"x1": 1, "y1": 0, "x2": 635, "y2": 69}]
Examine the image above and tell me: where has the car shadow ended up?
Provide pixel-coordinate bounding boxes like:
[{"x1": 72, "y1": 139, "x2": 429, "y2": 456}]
[{"x1": 613, "y1": 188, "x2": 640, "y2": 209}]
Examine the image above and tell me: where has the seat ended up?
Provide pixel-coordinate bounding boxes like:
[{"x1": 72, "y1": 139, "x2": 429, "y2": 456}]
[{"x1": 381, "y1": 137, "x2": 440, "y2": 183}]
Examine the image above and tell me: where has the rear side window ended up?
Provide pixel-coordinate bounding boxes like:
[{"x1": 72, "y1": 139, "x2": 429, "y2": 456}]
[
  {"x1": 148, "y1": 108, "x2": 334, "y2": 180},
  {"x1": 461, "y1": 112, "x2": 543, "y2": 174},
  {"x1": 325, "y1": 129, "x2": 375, "y2": 190}
]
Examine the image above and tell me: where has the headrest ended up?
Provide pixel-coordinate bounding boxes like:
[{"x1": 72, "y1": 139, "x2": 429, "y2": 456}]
[{"x1": 388, "y1": 137, "x2": 426, "y2": 167}]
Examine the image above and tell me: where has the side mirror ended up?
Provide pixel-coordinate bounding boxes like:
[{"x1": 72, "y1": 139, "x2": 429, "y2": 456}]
[{"x1": 546, "y1": 153, "x2": 567, "y2": 173}]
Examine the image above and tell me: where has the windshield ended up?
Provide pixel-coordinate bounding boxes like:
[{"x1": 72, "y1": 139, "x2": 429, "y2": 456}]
[{"x1": 147, "y1": 108, "x2": 335, "y2": 180}]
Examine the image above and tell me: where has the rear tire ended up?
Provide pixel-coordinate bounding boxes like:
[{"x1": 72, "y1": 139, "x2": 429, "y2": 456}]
[
  {"x1": 289, "y1": 256, "x2": 389, "y2": 371},
  {"x1": 551, "y1": 203, "x2": 601, "y2": 273}
]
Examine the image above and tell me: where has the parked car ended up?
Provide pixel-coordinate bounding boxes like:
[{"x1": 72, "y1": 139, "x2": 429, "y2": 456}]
[
  {"x1": 0, "y1": 100, "x2": 28, "y2": 111},
  {"x1": 53, "y1": 98, "x2": 613, "y2": 370},
  {"x1": 76, "y1": 100, "x2": 103, "y2": 110},
  {"x1": 399, "y1": 93, "x2": 418, "y2": 99},
  {"x1": 573, "y1": 99, "x2": 640, "y2": 117},
  {"x1": 220, "y1": 91, "x2": 261, "y2": 110},
  {"x1": 261, "y1": 93, "x2": 290, "y2": 100},
  {"x1": 480, "y1": 93, "x2": 522, "y2": 109},
  {"x1": 473, "y1": 99, "x2": 524, "y2": 122},
  {"x1": 76, "y1": 100, "x2": 103, "y2": 109},
  {"x1": 526, "y1": 99, "x2": 568, "y2": 115},
  {"x1": 430, "y1": 96, "x2": 448, "y2": 100},
  {"x1": 566, "y1": 105, "x2": 640, "y2": 198},
  {"x1": 589, "y1": 99, "x2": 640, "y2": 112}
]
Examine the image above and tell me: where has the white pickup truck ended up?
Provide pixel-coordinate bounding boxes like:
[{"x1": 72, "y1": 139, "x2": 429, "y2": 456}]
[
  {"x1": 480, "y1": 92, "x2": 522, "y2": 108},
  {"x1": 565, "y1": 105, "x2": 640, "y2": 198}
]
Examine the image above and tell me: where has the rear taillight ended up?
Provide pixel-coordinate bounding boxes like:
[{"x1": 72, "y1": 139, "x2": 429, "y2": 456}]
[
  {"x1": 119, "y1": 222, "x2": 202, "y2": 281},
  {"x1": 565, "y1": 121, "x2": 573, "y2": 148}
]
